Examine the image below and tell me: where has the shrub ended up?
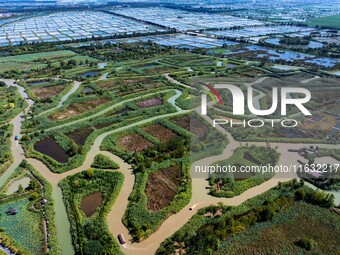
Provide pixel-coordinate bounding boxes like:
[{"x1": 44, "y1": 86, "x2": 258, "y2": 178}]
[
  {"x1": 91, "y1": 154, "x2": 120, "y2": 169},
  {"x1": 296, "y1": 237, "x2": 317, "y2": 251}
]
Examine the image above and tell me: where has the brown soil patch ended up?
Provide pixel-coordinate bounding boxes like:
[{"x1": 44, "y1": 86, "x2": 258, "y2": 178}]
[
  {"x1": 93, "y1": 121, "x2": 116, "y2": 129},
  {"x1": 117, "y1": 133, "x2": 152, "y2": 152},
  {"x1": 31, "y1": 85, "x2": 66, "y2": 100},
  {"x1": 97, "y1": 77, "x2": 152, "y2": 89},
  {"x1": 143, "y1": 66, "x2": 178, "y2": 74},
  {"x1": 171, "y1": 115, "x2": 190, "y2": 131},
  {"x1": 145, "y1": 164, "x2": 181, "y2": 211},
  {"x1": 190, "y1": 117, "x2": 209, "y2": 136},
  {"x1": 50, "y1": 98, "x2": 110, "y2": 120},
  {"x1": 65, "y1": 127, "x2": 94, "y2": 146},
  {"x1": 136, "y1": 98, "x2": 163, "y2": 108},
  {"x1": 301, "y1": 114, "x2": 337, "y2": 132},
  {"x1": 142, "y1": 124, "x2": 177, "y2": 142},
  {"x1": 171, "y1": 115, "x2": 209, "y2": 135},
  {"x1": 97, "y1": 77, "x2": 164, "y2": 96}
]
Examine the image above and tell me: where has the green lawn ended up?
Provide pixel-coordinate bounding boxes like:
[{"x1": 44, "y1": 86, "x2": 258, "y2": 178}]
[{"x1": 308, "y1": 14, "x2": 340, "y2": 29}]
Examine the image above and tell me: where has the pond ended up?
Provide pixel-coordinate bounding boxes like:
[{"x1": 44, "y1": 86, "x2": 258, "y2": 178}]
[
  {"x1": 82, "y1": 87, "x2": 94, "y2": 94},
  {"x1": 243, "y1": 152, "x2": 261, "y2": 165},
  {"x1": 7, "y1": 177, "x2": 31, "y2": 195},
  {"x1": 27, "y1": 79, "x2": 49, "y2": 86},
  {"x1": 306, "y1": 58, "x2": 340, "y2": 68},
  {"x1": 266, "y1": 49, "x2": 312, "y2": 62},
  {"x1": 228, "y1": 45, "x2": 314, "y2": 62},
  {"x1": 100, "y1": 73, "x2": 109, "y2": 80},
  {"x1": 34, "y1": 137, "x2": 69, "y2": 163},
  {"x1": 304, "y1": 182, "x2": 340, "y2": 205},
  {"x1": 80, "y1": 192, "x2": 103, "y2": 217},
  {"x1": 280, "y1": 128, "x2": 308, "y2": 138},
  {"x1": 234, "y1": 171, "x2": 255, "y2": 182},
  {"x1": 79, "y1": 71, "x2": 99, "y2": 78},
  {"x1": 330, "y1": 71, "x2": 340, "y2": 76},
  {"x1": 226, "y1": 63, "x2": 237, "y2": 69},
  {"x1": 135, "y1": 63, "x2": 159, "y2": 69},
  {"x1": 97, "y1": 62, "x2": 107, "y2": 69},
  {"x1": 114, "y1": 106, "x2": 130, "y2": 115},
  {"x1": 272, "y1": 64, "x2": 300, "y2": 71}
]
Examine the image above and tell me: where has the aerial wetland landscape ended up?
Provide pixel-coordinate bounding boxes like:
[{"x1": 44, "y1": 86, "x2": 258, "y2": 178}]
[{"x1": 0, "y1": 0, "x2": 339, "y2": 254}]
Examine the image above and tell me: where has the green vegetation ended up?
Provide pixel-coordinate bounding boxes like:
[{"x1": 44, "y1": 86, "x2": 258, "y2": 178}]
[
  {"x1": 0, "y1": 199, "x2": 44, "y2": 254},
  {"x1": 123, "y1": 159, "x2": 191, "y2": 241},
  {"x1": 60, "y1": 170, "x2": 124, "y2": 255},
  {"x1": 74, "y1": 42, "x2": 172, "y2": 62},
  {"x1": 0, "y1": 50, "x2": 76, "y2": 74},
  {"x1": 0, "y1": 49, "x2": 99, "y2": 80},
  {"x1": 216, "y1": 202, "x2": 338, "y2": 254},
  {"x1": 0, "y1": 224, "x2": 34, "y2": 255},
  {"x1": 100, "y1": 117, "x2": 193, "y2": 241},
  {"x1": 279, "y1": 36, "x2": 309, "y2": 45},
  {"x1": 2, "y1": 34, "x2": 338, "y2": 255},
  {"x1": 91, "y1": 154, "x2": 120, "y2": 169},
  {"x1": 157, "y1": 180, "x2": 337, "y2": 255},
  {"x1": 18, "y1": 79, "x2": 73, "y2": 115},
  {"x1": 0, "y1": 50, "x2": 76, "y2": 63},
  {"x1": 298, "y1": 147, "x2": 340, "y2": 190},
  {"x1": 21, "y1": 90, "x2": 178, "y2": 173},
  {"x1": 0, "y1": 85, "x2": 25, "y2": 124},
  {"x1": 0, "y1": 125, "x2": 13, "y2": 176},
  {"x1": 189, "y1": 114, "x2": 228, "y2": 161},
  {"x1": 209, "y1": 146, "x2": 280, "y2": 197},
  {"x1": 308, "y1": 14, "x2": 340, "y2": 29},
  {"x1": 210, "y1": 147, "x2": 275, "y2": 188},
  {"x1": 0, "y1": 160, "x2": 61, "y2": 254},
  {"x1": 19, "y1": 160, "x2": 62, "y2": 254},
  {"x1": 100, "y1": 121, "x2": 188, "y2": 163}
]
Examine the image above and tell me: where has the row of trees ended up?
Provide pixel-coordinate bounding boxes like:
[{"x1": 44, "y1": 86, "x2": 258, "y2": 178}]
[{"x1": 157, "y1": 179, "x2": 336, "y2": 255}]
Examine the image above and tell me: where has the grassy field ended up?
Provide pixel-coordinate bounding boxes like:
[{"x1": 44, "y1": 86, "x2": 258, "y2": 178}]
[
  {"x1": 216, "y1": 202, "x2": 340, "y2": 255},
  {"x1": 308, "y1": 14, "x2": 340, "y2": 29},
  {"x1": 0, "y1": 50, "x2": 79, "y2": 73},
  {"x1": 0, "y1": 50, "x2": 76, "y2": 63}
]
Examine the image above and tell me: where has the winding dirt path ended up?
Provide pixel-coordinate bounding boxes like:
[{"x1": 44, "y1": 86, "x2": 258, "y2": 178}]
[
  {"x1": 0, "y1": 77, "x2": 338, "y2": 255},
  {"x1": 36, "y1": 80, "x2": 82, "y2": 117},
  {"x1": 44, "y1": 88, "x2": 182, "y2": 132}
]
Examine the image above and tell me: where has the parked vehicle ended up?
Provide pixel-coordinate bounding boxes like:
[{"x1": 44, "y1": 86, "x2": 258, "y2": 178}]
[{"x1": 118, "y1": 234, "x2": 126, "y2": 244}]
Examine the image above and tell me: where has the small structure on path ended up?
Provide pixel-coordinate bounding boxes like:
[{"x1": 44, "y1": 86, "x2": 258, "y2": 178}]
[{"x1": 6, "y1": 207, "x2": 18, "y2": 215}]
